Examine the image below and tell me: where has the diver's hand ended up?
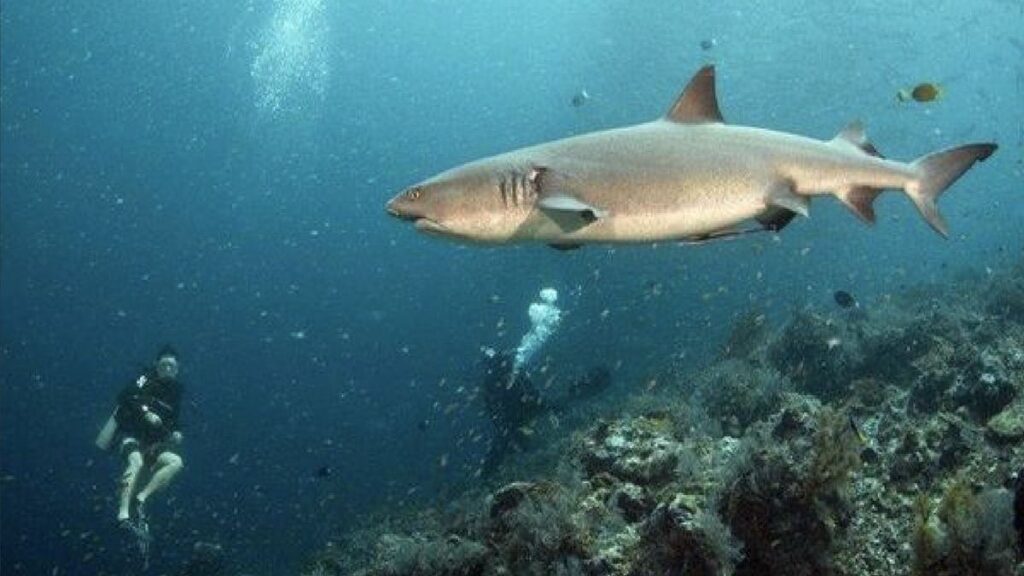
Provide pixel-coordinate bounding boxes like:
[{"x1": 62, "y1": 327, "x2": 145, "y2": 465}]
[
  {"x1": 144, "y1": 412, "x2": 163, "y2": 427},
  {"x1": 170, "y1": 431, "x2": 183, "y2": 444}
]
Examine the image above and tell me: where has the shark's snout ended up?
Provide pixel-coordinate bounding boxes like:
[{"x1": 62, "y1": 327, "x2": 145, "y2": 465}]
[
  {"x1": 385, "y1": 197, "x2": 417, "y2": 221},
  {"x1": 386, "y1": 194, "x2": 449, "y2": 235},
  {"x1": 386, "y1": 193, "x2": 429, "y2": 222}
]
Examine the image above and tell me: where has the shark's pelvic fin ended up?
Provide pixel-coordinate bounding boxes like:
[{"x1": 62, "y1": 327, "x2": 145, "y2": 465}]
[
  {"x1": 665, "y1": 65, "x2": 724, "y2": 124},
  {"x1": 766, "y1": 182, "x2": 810, "y2": 218},
  {"x1": 756, "y1": 207, "x2": 799, "y2": 232}
]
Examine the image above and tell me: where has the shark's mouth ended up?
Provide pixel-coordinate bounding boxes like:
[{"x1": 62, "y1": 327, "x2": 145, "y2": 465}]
[
  {"x1": 386, "y1": 207, "x2": 445, "y2": 231},
  {"x1": 385, "y1": 205, "x2": 454, "y2": 237},
  {"x1": 413, "y1": 218, "x2": 449, "y2": 235},
  {"x1": 386, "y1": 206, "x2": 415, "y2": 221}
]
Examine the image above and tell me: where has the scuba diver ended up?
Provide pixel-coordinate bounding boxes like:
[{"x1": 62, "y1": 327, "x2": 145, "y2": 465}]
[
  {"x1": 480, "y1": 350, "x2": 545, "y2": 476},
  {"x1": 479, "y1": 350, "x2": 612, "y2": 475},
  {"x1": 95, "y1": 345, "x2": 185, "y2": 540}
]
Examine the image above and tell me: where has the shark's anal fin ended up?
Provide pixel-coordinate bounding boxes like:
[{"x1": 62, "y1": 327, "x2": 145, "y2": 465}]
[
  {"x1": 836, "y1": 186, "x2": 882, "y2": 224},
  {"x1": 538, "y1": 195, "x2": 608, "y2": 230},
  {"x1": 766, "y1": 182, "x2": 810, "y2": 218},
  {"x1": 665, "y1": 65, "x2": 724, "y2": 124}
]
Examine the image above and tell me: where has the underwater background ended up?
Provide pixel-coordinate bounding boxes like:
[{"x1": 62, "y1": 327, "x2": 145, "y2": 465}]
[{"x1": 1, "y1": 1, "x2": 1022, "y2": 574}]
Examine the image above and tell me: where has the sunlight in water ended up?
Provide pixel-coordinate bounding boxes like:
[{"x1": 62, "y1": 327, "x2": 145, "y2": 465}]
[{"x1": 250, "y1": 0, "x2": 329, "y2": 116}]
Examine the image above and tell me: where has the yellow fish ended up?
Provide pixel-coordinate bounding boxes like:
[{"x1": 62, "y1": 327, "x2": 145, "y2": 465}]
[{"x1": 898, "y1": 82, "x2": 943, "y2": 103}]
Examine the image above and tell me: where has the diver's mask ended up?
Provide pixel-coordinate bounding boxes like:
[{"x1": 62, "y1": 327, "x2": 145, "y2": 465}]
[{"x1": 156, "y1": 356, "x2": 179, "y2": 380}]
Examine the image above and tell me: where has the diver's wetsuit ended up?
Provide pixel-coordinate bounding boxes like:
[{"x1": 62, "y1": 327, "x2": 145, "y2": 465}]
[
  {"x1": 115, "y1": 371, "x2": 182, "y2": 449},
  {"x1": 481, "y1": 352, "x2": 543, "y2": 475}
]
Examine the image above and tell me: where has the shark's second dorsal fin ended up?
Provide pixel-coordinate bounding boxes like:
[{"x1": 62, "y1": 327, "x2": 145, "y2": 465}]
[
  {"x1": 665, "y1": 65, "x2": 724, "y2": 124},
  {"x1": 831, "y1": 121, "x2": 885, "y2": 158}
]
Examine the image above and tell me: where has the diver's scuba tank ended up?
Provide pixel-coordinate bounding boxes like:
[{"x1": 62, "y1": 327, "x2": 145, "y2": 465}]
[{"x1": 94, "y1": 409, "x2": 118, "y2": 450}]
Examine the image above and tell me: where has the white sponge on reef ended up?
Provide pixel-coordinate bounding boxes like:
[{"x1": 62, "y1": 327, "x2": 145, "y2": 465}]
[{"x1": 513, "y1": 287, "x2": 561, "y2": 375}]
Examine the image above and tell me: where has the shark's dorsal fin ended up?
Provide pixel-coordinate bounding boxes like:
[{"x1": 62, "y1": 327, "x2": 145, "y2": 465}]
[{"x1": 665, "y1": 65, "x2": 724, "y2": 124}]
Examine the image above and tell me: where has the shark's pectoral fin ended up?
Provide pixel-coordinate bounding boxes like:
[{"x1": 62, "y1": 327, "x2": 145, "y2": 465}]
[
  {"x1": 664, "y1": 65, "x2": 725, "y2": 124},
  {"x1": 836, "y1": 186, "x2": 882, "y2": 224},
  {"x1": 766, "y1": 182, "x2": 810, "y2": 218},
  {"x1": 538, "y1": 195, "x2": 607, "y2": 231}
]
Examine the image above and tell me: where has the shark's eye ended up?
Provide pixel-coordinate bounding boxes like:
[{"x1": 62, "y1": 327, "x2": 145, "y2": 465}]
[{"x1": 405, "y1": 187, "x2": 422, "y2": 201}]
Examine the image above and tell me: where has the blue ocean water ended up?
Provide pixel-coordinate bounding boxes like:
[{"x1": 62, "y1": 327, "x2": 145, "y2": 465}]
[{"x1": 1, "y1": 1, "x2": 1020, "y2": 573}]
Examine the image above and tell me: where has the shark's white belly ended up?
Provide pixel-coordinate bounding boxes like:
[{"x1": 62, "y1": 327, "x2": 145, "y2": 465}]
[
  {"x1": 542, "y1": 187, "x2": 769, "y2": 243},
  {"x1": 520, "y1": 131, "x2": 778, "y2": 243}
]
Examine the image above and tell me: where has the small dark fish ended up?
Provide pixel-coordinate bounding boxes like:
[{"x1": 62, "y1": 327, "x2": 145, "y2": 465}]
[
  {"x1": 898, "y1": 82, "x2": 943, "y2": 103},
  {"x1": 570, "y1": 89, "x2": 590, "y2": 108},
  {"x1": 833, "y1": 290, "x2": 858, "y2": 309},
  {"x1": 314, "y1": 465, "x2": 332, "y2": 479},
  {"x1": 417, "y1": 419, "x2": 429, "y2": 432},
  {"x1": 700, "y1": 38, "x2": 716, "y2": 51}
]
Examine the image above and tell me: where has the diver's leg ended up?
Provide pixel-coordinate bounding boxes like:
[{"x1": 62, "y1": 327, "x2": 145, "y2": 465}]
[
  {"x1": 118, "y1": 445, "x2": 144, "y2": 522},
  {"x1": 135, "y1": 451, "x2": 184, "y2": 507}
]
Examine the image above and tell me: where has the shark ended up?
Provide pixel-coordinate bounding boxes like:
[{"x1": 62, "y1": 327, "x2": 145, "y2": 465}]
[{"x1": 386, "y1": 66, "x2": 997, "y2": 249}]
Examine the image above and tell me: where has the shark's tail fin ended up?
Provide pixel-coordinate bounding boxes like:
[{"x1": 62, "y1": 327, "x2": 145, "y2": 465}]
[{"x1": 907, "y1": 143, "x2": 997, "y2": 237}]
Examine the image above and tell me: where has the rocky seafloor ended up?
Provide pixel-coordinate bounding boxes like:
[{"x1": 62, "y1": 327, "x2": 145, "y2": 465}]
[{"x1": 299, "y1": 259, "x2": 1024, "y2": 576}]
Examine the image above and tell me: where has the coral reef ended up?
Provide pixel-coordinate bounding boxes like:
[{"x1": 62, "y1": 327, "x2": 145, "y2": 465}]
[
  {"x1": 988, "y1": 399, "x2": 1024, "y2": 442},
  {"x1": 985, "y1": 259, "x2": 1024, "y2": 324},
  {"x1": 911, "y1": 477, "x2": 1018, "y2": 576},
  {"x1": 485, "y1": 481, "x2": 592, "y2": 574},
  {"x1": 720, "y1": 309, "x2": 770, "y2": 360},
  {"x1": 301, "y1": 260, "x2": 1024, "y2": 576},
  {"x1": 691, "y1": 358, "x2": 788, "y2": 435},
  {"x1": 579, "y1": 415, "x2": 682, "y2": 487},
  {"x1": 720, "y1": 398, "x2": 862, "y2": 576},
  {"x1": 631, "y1": 493, "x2": 742, "y2": 576},
  {"x1": 369, "y1": 534, "x2": 489, "y2": 576},
  {"x1": 768, "y1": 310, "x2": 863, "y2": 398}
]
